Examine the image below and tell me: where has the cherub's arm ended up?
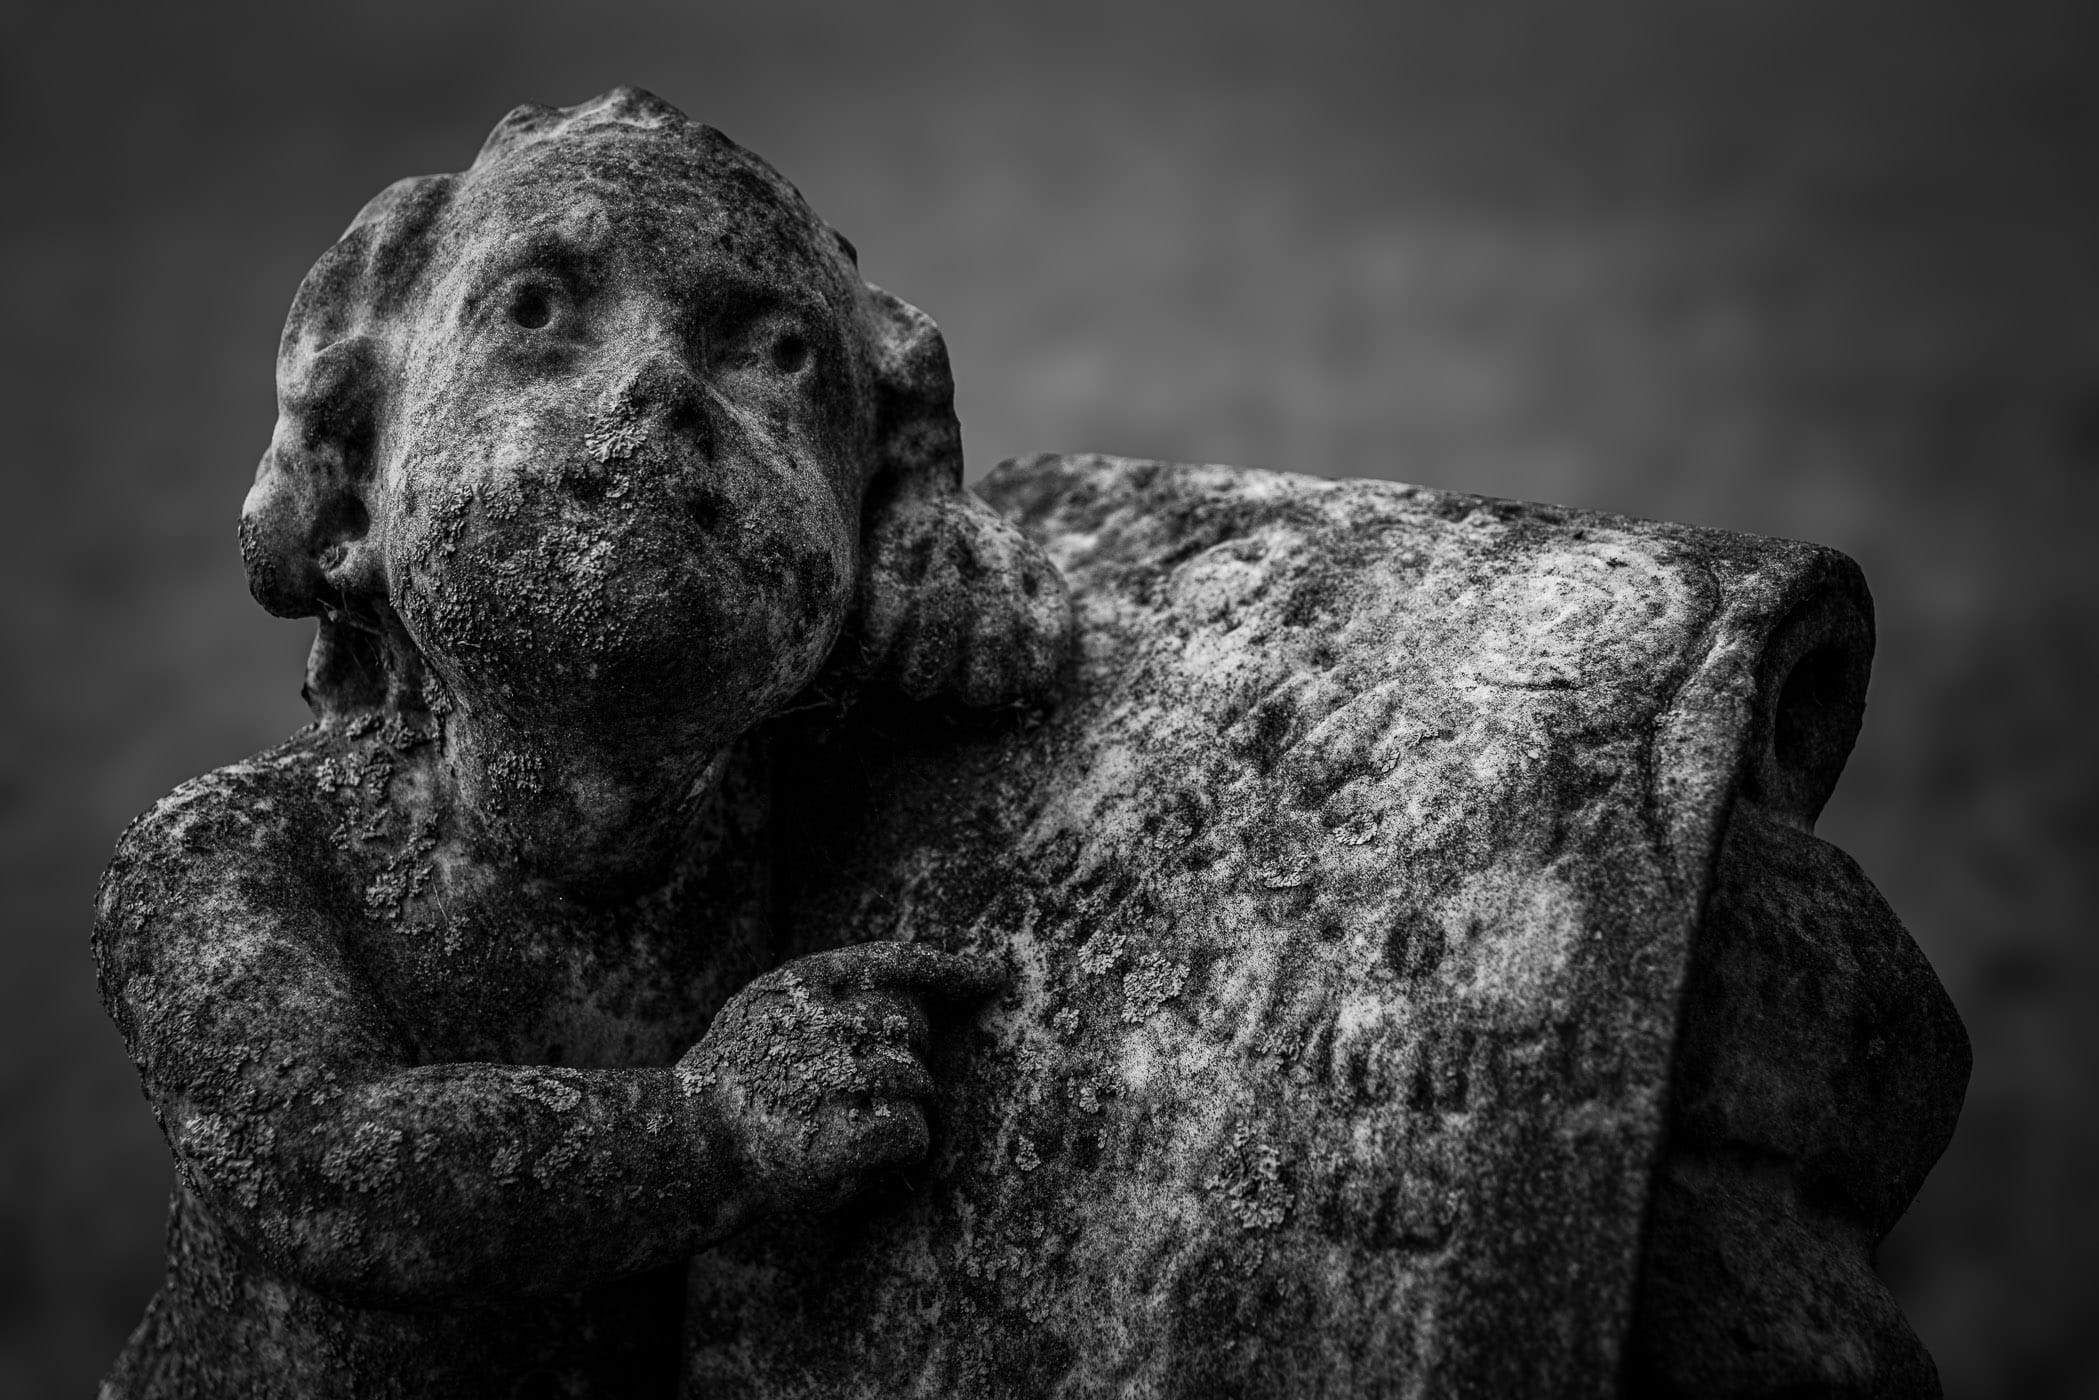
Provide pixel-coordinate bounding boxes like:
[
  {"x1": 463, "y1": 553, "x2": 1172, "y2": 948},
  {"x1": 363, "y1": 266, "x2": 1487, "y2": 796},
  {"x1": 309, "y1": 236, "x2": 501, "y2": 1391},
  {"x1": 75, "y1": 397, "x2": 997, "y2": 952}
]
[
  {"x1": 93, "y1": 771, "x2": 981, "y2": 1309},
  {"x1": 92, "y1": 775, "x2": 743, "y2": 1308}
]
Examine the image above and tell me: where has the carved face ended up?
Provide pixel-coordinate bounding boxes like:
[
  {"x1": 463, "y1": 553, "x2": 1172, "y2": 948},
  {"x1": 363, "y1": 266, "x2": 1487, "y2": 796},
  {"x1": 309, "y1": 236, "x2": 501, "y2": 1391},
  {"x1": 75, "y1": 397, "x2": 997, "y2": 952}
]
[
  {"x1": 381, "y1": 131, "x2": 870, "y2": 744},
  {"x1": 243, "y1": 88, "x2": 1071, "y2": 760}
]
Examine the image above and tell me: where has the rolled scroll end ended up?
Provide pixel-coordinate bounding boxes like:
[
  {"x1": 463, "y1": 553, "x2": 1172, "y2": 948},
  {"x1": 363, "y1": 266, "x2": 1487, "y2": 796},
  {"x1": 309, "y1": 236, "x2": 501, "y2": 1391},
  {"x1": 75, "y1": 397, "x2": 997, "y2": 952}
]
[{"x1": 1740, "y1": 576, "x2": 1875, "y2": 831}]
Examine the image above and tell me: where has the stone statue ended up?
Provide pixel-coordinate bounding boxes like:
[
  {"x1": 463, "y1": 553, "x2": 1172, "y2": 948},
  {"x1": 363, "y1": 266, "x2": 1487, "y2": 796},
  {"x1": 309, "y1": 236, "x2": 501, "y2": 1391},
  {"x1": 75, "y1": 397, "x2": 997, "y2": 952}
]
[
  {"x1": 94, "y1": 87, "x2": 1068, "y2": 1398},
  {"x1": 96, "y1": 88, "x2": 1970, "y2": 1399}
]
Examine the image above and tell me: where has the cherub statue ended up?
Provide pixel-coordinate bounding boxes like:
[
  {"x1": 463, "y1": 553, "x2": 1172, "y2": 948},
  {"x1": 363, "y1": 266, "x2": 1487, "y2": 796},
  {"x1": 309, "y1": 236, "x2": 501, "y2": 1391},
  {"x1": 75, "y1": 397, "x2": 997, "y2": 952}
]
[{"x1": 94, "y1": 87, "x2": 1070, "y2": 1399}]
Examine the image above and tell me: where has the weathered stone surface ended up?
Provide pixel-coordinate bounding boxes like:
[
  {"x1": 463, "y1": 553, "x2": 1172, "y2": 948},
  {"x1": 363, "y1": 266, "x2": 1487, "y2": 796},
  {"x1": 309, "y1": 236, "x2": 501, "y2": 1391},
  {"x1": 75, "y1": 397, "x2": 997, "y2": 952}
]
[
  {"x1": 1628, "y1": 803, "x2": 1968, "y2": 1398},
  {"x1": 690, "y1": 453, "x2": 1968, "y2": 1398},
  {"x1": 93, "y1": 83, "x2": 1968, "y2": 1400},
  {"x1": 93, "y1": 88, "x2": 1064, "y2": 1399}
]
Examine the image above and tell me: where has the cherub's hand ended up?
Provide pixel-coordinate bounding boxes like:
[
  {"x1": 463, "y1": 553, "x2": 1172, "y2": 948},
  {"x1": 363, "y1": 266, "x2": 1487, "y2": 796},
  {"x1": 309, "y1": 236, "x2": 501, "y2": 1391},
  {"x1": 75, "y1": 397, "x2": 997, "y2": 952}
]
[{"x1": 677, "y1": 942, "x2": 1001, "y2": 1217}]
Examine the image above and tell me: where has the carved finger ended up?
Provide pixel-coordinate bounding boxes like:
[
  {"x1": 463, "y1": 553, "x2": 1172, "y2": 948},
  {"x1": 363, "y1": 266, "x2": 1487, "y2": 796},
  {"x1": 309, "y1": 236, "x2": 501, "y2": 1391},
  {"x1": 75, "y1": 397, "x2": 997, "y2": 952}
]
[
  {"x1": 836, "y1": 988, "x2": 930, "y2": 1056},
  {"x1": 801, "y1": 941, "x2": 1004, "y2": 1004},
  {"x1": 857, "y1": 1100, "x2": 930, "y2": 1172},
  {"x1": 806, "y1": 1098, "x2": 930, "y2": 1201},
  {"x1": 720, "y1": 963, "x2": 810, "y2": 1019},
  {"x1": 852, "y1": 1045, "x2": 935, "y2": 1102}
]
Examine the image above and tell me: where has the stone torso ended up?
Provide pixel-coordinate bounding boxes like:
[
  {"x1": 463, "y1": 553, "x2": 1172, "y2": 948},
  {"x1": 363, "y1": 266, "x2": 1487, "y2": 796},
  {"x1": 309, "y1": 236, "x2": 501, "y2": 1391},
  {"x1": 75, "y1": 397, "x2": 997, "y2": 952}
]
[
  {"x1": 292, "y1": 719, "x2": 775, "y2": 1071},
  {"x1": 97, "y1": 723, "x2": 777, "y2": 1400}
]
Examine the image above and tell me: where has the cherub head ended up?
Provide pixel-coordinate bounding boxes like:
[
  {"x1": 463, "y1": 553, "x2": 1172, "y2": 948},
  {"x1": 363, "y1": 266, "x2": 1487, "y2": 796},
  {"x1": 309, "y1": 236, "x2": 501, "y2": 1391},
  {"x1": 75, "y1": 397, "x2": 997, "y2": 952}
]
[{"x1": 241, "y1": 87, "x2": 1069, "y2": 771}]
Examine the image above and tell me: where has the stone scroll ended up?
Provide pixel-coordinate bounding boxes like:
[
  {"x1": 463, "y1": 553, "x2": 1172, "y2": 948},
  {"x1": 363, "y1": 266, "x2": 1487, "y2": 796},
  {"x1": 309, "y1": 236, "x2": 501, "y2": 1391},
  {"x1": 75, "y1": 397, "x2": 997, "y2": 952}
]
[{"x1": 688, "y1": 453, "x2": 1904, "y2": 1396}]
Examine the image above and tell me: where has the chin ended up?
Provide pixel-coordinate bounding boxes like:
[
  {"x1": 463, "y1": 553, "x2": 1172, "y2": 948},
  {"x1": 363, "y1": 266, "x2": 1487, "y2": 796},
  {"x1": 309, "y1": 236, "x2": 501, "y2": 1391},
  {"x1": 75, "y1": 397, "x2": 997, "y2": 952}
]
[{"x1": 451, "y1": 597, "x2": 849, "y2": 748}]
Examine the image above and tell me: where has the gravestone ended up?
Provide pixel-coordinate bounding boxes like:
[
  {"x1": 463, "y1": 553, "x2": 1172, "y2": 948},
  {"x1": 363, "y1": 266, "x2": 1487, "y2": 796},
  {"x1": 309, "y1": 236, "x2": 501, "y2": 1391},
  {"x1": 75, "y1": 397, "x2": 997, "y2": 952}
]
[{"x1": 693, "y1": 453, "x2": 1968, "y2": 1398}]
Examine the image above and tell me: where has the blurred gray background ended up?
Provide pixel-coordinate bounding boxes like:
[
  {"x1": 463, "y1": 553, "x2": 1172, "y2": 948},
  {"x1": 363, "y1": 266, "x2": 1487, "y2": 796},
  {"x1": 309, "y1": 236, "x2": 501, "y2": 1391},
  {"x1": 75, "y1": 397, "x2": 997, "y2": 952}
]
[{"x1": 4, "y1": 0, "x2": 2093, "y2": 1393}]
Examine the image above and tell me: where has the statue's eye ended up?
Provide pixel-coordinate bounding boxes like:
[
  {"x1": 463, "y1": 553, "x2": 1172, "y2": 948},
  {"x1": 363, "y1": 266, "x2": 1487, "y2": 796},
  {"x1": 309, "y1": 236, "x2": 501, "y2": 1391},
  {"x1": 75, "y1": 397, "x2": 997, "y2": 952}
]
[
  {"x1": 509, "y1": 286, "x2": 555, "y2": 330},
  {"x1": 770, "y1": 330, "x2": 810, "y2": 374}
]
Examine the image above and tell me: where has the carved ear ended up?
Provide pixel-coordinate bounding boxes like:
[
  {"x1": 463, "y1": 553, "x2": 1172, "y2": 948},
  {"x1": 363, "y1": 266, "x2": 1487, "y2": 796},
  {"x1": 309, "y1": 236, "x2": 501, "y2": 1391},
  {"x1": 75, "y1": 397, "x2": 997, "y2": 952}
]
[
  {"x1": 240, "y1": 335, "x2": 386, "y2": 618},
  {"x1": 844, "y1": 285, "x2": 1073, "y2": 707},
  {"x1": 241, "y1": 174, "x2": 450, "y2": 620}
]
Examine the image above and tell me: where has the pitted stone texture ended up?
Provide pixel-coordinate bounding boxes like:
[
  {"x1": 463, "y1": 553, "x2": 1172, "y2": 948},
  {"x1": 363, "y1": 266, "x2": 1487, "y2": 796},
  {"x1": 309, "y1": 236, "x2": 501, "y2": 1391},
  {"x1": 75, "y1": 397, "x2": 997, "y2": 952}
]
[
  {"x1": 96, "y1": 87, "x2": 1065, "y2": 1400},
  {"x1": 689, "y1": 454, "x2": 1965, "y2": 1398}
]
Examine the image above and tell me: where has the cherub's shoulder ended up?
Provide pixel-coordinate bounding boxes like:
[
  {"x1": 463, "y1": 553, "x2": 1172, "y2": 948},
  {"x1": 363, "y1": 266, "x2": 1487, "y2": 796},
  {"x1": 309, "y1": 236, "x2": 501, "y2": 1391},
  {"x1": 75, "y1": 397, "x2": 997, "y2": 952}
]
[
  {"x1": 91, "y1": 724, "x2": 427, "y2": 1064},
  {"x1": 96, "y1": 729, "x2": 346, "y2": 928}
]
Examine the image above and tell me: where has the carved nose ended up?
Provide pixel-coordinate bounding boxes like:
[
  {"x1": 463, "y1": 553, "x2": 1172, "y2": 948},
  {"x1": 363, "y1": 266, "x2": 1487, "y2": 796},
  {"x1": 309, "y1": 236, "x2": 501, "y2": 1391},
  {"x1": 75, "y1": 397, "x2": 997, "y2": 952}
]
[{"x1": 612, "y1": 349, "x2": 710, "y2": 448}]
